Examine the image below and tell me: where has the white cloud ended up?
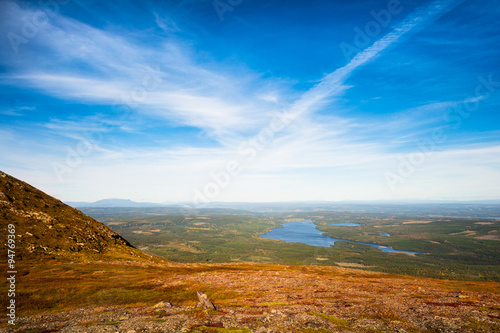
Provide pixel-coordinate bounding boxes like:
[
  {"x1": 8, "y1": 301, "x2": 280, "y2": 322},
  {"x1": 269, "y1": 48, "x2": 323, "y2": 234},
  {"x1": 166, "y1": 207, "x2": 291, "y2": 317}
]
[
  {"x1": 154, "y1": 12, "x2": 180, "y2": 33},
  {"x1": 2, "y1": 1, "x2": 276, "y2": 141},
  {"x1": 3, "y1": 0, "x2": 498, "y2": 203}
]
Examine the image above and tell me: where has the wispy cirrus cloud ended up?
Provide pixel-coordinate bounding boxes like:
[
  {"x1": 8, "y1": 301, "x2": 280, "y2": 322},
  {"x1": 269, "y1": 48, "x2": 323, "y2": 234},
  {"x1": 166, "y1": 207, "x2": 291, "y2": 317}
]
[
  {"x1": 285, "y1": 0, "x2": 466, "y2": 118},
  {"x1": 0, "y1": 1, "x2": 281, "y2": 141},
  {"x1": 1, "y1": 0, "x2": 466, "y2": 144},
  {"x1": 1, "y1": 0, "x2": 499, "y2": 202},
  {"x1": 154, "y1": 12, "x2": 180, "y2": 33},
  {"x1": 0, "y1": 106, "x2": 35, "y2": 116}
]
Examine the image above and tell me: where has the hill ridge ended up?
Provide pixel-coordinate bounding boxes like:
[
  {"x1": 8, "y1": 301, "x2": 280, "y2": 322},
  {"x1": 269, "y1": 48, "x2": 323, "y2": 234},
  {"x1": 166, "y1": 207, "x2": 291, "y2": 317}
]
[{"x1": 0, "y1": 170, "x2": 150, "y2": 261}]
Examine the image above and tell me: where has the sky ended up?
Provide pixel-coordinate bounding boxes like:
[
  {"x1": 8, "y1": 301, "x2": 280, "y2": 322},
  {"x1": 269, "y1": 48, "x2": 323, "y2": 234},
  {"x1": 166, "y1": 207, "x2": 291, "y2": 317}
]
[{"x1": 0, "y1": 0, "x2": 499, "y2": 204}]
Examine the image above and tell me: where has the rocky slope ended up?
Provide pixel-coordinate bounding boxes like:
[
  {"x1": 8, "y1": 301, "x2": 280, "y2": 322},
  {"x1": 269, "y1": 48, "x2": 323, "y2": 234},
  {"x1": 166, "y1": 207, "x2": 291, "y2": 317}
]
[
  {"x1": 0, "y1": 170, "x2": 149, "y2": 261},
  {"x1": 3, "y1": 262, "x2": 500, "y2": 332}
]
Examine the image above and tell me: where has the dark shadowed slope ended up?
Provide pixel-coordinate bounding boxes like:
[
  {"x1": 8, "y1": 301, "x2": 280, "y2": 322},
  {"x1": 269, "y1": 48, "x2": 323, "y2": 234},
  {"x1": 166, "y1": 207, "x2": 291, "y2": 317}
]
[{"x1": 0, "y1": 170, "x2": 152, "y2": 262}]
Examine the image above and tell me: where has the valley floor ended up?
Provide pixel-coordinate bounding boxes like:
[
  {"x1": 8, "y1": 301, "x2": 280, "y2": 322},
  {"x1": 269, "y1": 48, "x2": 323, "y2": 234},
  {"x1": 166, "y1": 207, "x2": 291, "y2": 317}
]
[{"x1": 1, "y1": 262, "x2": 499, "y2": 332}]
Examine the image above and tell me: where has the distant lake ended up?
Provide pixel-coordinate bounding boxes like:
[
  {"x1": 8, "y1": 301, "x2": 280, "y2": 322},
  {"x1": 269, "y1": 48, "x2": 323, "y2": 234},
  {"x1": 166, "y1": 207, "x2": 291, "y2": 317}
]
[
  {"x1": 260, "y1": 220, "x2": 420, "y2": 255},
  {"x1": 330, "y1": 222, "x2": 361, "y2": 226}
]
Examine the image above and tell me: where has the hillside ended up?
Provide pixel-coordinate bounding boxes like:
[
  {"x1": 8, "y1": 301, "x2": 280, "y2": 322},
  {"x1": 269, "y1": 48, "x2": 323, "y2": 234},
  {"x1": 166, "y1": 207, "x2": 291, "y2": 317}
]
[
  {"x1": 0, "y1": 171, "x2": 152, "y2": 262},
  {"x1": 0, "y1": 171, "x2": 499, "y2": 332}
]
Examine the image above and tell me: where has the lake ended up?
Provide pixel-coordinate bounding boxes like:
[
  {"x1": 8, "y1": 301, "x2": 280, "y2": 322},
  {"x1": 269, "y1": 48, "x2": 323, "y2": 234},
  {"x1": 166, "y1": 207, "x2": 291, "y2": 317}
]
[
  {"x1": 330, "y1": 222, "x2": 361, "y2": 226},
  {"x1": 260, "y1": 220, "x2": 420, "y2": 255}
]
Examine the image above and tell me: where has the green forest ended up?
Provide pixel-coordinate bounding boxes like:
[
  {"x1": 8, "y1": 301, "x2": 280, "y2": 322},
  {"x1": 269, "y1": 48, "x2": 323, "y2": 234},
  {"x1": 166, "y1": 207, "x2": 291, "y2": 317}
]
[{"x1": 85, "y1": 209, "x2": 500, "y2": 281}]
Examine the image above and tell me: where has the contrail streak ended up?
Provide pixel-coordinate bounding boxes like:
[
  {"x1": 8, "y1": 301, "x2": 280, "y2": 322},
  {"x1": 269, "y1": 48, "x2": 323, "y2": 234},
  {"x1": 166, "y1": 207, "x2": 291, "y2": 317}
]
[{"x1": 287, "y1": 0, "x2": 466, "y2": 118}]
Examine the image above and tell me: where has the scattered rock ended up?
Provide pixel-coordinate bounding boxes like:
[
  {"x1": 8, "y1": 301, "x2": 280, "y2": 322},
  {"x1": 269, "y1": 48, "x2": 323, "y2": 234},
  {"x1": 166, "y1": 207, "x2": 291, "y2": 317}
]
[
  {"x1": 196, "y1": 291, "x2": 216, "y2": 310},
  {"x1": 305, "y1": 321, "x2": 322, "y2": 328},
  {"x1": 153, "y1": 301, "x2": 173, "y2": 309}
]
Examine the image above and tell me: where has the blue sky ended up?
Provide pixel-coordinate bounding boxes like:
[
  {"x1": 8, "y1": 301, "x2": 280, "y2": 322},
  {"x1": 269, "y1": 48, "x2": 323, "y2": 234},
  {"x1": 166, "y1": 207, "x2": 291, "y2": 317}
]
[{"x1": 1, "y1": 0, "x2": 499, "y2": 203}]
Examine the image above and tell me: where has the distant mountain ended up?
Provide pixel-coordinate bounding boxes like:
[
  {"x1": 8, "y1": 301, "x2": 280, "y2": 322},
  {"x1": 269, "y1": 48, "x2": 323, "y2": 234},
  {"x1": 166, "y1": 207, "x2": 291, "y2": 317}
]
[
  {"x1": 67, "y1": 198, "x2": 164, "y2": 208},
  {"x1": 0, "y1": 171, "x2": 152, "y2": 261}
]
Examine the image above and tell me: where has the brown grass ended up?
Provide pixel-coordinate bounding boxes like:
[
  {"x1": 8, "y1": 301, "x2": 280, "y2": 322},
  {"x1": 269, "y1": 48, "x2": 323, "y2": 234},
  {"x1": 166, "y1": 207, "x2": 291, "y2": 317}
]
[{"x1": 4, "y1": 259, "x2": 499, "y2": 324}]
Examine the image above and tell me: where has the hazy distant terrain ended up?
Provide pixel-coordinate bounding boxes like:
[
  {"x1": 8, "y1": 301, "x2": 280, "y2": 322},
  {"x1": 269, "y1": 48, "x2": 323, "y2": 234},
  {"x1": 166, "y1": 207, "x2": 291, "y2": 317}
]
[{"x1": 74, "y1": 200, "x2": 500, "y2": 217}]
